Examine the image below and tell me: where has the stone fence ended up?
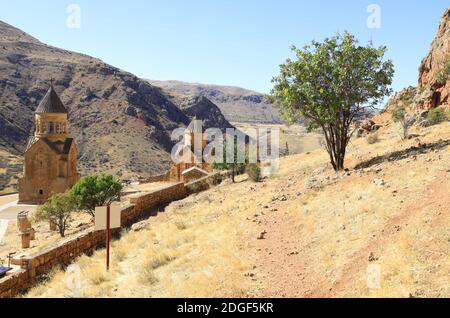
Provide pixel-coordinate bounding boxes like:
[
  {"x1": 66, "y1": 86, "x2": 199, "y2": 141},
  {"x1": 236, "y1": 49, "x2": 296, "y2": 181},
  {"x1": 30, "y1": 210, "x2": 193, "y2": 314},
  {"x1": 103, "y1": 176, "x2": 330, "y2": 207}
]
[
  {"x1": 139, "y1": 172, "x2": 170, "y2": 183},
  {"x1": 0, "y1": 182, "x2": 189, "y2": 298},
  {"x1": 185, "y1": 172, "x2": 227, "y2": 193}
]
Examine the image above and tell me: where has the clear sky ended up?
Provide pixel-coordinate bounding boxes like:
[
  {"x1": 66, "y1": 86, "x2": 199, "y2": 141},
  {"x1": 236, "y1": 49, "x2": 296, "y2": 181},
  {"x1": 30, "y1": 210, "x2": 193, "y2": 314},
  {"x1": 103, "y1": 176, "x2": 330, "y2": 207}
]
[{"x1": 0, "y1": 0, "x2": 448, "y2": 96}]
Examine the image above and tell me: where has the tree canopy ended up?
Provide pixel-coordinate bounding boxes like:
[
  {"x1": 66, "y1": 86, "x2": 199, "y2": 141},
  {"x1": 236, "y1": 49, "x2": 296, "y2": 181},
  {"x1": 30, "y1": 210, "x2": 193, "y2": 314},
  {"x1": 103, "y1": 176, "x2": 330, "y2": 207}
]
[
  {"x1": 270, "y1": 32, "x2": 394, "y2": 170},
  {"x1": 36, "y1": 191, "x2": 77, "y2": 237},
  {"x1": 71, "y1": 174, "x2": 123, "y2": 217}
]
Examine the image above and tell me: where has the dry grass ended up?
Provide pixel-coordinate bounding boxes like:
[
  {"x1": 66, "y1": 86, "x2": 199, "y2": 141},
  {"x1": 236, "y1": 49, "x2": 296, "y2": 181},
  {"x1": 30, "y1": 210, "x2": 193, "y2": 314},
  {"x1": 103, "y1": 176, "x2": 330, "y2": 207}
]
[
  {"x1": 26, "y1": 178, "x2": 257, "y2": 298},
  {"x1": 24, "y1": 121, "x2": 450, "y2": 298}
]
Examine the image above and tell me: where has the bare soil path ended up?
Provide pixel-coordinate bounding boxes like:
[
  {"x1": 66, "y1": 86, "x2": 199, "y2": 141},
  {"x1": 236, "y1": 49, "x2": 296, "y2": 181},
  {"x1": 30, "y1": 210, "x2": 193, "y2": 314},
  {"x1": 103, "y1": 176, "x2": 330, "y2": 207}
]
[{"x1": 249, "y1": 127, "x2": 450, "y2": 297}]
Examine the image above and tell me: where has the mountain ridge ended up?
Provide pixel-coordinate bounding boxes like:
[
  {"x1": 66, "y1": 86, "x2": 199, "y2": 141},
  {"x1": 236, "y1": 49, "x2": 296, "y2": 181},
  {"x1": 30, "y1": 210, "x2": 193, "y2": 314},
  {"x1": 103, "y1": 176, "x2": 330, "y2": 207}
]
[
  {"x1": 149, "y1": 79, "x2": 282, "y2": 124},
  {"x1": 0, "y1": 20, "x2": 236, "y2": 191}
]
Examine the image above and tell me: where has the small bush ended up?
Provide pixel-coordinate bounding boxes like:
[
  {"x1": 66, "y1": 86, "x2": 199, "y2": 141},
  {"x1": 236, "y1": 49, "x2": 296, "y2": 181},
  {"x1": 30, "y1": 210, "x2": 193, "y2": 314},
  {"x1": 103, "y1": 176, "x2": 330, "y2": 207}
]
[
  {"x1": 392, "y1": 106, "x2": 406, "y2": 123},
  {"x1": 436, "y1": 57, "x2": 450, "y2": 85},
  {"x1": 366, "y1": 132, "x2": 379, "y2": 144},
  {"x1": 150, "y1": 253, "x2": 175, "y2": 270},
  {"x1": 427, "y1": 108, "x2": 447, "y2": 125},
  {"x1": 392, "y1": 106, "x2": 415, "y2": 140},
  {"x1": 246, "y1": 163, "x2": 261, "y2": 182}
]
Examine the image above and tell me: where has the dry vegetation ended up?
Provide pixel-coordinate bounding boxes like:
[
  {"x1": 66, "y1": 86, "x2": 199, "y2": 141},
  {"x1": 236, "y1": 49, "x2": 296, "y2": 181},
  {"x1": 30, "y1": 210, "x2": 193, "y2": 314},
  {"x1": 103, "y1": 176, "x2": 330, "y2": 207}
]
[
  {"x1": 26, "y1": 179, "x2": 258, "y2": 297},
  {"x1": 25, "y1": 120, "x2": 450, "y2": 298}
]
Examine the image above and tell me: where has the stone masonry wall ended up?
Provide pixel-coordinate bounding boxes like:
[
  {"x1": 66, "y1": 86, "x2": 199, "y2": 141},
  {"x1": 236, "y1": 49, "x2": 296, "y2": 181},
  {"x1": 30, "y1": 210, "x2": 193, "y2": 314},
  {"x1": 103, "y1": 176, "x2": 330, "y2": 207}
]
[{"x1": 0, "y1": 182, "x2": 189, "y2": 298}]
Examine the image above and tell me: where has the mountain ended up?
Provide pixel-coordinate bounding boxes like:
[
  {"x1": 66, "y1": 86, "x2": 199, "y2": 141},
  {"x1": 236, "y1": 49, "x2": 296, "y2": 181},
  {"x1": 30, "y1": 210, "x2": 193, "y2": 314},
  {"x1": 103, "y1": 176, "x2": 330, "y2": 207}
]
[
  {"x1": 0, "y1": 21, "x2": 234, "y2": 191},
  {"x1": 148, "y1": 80, "x2": 282, "y2": 124},
  {"x1": 418, "y1": 8, "x2": 450, "y2": 108},
  {"x1": 171, "y1": 95, "x2": 233, "y2": 129}
]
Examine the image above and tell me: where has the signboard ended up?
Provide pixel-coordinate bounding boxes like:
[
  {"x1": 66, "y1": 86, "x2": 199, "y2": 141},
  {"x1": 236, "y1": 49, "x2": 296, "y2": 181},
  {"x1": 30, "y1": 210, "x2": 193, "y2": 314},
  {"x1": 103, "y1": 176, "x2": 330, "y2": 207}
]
[
  {"x1": 94, "y1": 204, "x2": 122, "y2": 271},
  {"x1": 94, "y1": 204, "x2": 121, "y2": 231}
]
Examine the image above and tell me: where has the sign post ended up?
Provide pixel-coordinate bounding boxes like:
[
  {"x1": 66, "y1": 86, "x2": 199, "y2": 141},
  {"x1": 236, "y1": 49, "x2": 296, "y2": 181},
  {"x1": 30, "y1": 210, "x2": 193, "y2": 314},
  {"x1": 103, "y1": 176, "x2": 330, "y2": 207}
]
[
  {"x1": 106, "y1": 205, "x2": 110, "y2": 271},
  {"x1": 95, "y1": 204, "x2": 121, "y2": 272}
]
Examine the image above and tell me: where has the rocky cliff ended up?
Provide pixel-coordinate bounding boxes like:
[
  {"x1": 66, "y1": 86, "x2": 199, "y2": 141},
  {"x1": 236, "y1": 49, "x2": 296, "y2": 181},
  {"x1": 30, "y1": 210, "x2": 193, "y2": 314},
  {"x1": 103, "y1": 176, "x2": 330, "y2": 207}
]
[
  {"x1": 418, "y1": 8, "x2": 450, "y2": 109},
  {"x1": 384, "y1": 8, "x2": 450, "y2": 114}
]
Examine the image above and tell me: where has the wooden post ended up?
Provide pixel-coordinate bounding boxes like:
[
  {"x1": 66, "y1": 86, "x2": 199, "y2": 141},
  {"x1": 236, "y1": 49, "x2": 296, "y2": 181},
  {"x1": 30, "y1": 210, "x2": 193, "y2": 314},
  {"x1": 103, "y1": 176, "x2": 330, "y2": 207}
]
[
  {"x1": 106, "y1": 205, "x2": 110, "y2": 271},
  {"x1": 21, "y1": 231, "x2": 31, "y2": 249}
]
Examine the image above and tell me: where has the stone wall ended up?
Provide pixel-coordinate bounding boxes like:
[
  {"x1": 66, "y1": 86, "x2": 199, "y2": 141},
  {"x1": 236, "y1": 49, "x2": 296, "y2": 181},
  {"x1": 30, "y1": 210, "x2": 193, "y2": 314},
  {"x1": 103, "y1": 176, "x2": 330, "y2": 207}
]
[
  {"x1": 140, "y1": 172, "x2": 170, "y2": 183},
  {"x1": 0, "y1": 182, "x2": 190, "y2": 298},
  {"x1": 129, "y1": 182, "x2": 187, "y2": 214},
  {"x1": 0, "y1": 269, "x2": 28, "y2": 298},
  {"x1": 185, "y1": 172, "x2": 227, "y2": 194}
]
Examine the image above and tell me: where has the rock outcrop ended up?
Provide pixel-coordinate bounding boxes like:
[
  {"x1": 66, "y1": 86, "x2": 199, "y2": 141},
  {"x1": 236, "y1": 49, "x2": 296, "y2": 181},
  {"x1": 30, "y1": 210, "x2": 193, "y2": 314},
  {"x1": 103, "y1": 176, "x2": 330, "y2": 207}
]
[
  {"x1": 383, "y1": 8, "x2": 450, "y2": 115},
  {"x1": 172, "y1": 95, "x2": 234, "y2": 130},
  {"x1": 418, "y1": 8, "x2": 450, "y2": 109}
]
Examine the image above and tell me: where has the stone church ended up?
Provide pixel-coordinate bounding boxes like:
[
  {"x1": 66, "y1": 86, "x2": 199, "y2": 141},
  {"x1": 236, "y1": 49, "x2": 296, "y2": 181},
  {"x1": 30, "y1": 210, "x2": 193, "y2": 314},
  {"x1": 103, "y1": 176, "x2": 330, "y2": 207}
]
[
  {"x1": 18, "y1": 85, "x2": 79, "y2": 204},
  {"x1": 161, "y1": 118, "x2": 211, "y2": 183}
]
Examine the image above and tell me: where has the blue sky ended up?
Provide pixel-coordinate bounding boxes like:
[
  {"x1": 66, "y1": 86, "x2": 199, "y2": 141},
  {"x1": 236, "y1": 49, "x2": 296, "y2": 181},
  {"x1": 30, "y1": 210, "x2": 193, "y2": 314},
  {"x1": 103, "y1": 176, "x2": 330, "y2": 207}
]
[{"x1": 0, "y1": 0, "x2": 448, "y2": 97}]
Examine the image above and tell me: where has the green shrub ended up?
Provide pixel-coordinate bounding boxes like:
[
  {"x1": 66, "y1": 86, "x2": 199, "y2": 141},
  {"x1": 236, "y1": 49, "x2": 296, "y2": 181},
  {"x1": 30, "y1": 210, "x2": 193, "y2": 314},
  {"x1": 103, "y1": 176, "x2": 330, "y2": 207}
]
[
  {"x1": 392, "y1": 106, "x2": 414, "y2": 140},
  {"x1": 427, "y1": 108, "x2": 447, "y2": 125},
  {"x1": 436, "y1": 57, "x2": 450, "y2": 85},
  {"x1": 246, "y1": 163, "x2": 261, "y2": 182},
  {"x1": 71, "y1": 174, "x2": 123, "y2": 217},
  {"x1": 392, "y1": 106, "x2": 406, "y2": 123}
]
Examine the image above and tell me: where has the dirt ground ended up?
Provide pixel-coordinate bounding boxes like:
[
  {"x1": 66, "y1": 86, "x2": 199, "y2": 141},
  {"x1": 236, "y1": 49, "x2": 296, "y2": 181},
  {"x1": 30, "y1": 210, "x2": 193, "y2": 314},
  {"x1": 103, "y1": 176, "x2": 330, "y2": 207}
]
[{"x1": 24, "y1": 121, "x2": 450, "y2": 298}]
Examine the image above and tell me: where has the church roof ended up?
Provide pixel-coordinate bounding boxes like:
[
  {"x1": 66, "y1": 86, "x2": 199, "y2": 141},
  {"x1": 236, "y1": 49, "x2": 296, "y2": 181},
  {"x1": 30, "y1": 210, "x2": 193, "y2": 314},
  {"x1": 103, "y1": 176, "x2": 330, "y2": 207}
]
[
  {"x1": 25, "y1": 136, "x2": 74, "y2": 155},
  {"x1": 181, "y1": 166, "x2": 209, "y2": 176},
  {"x1": 35, "y1": 85, "x2": 68, "y2": 114}
]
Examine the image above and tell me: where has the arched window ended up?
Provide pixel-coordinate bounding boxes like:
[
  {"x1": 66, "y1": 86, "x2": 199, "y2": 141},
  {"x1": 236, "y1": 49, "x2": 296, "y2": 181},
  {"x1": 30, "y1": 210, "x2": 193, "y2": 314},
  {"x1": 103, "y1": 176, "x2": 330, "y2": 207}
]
[{"x1": 49, "y1": 122, "x2": 54, "y2": 133}]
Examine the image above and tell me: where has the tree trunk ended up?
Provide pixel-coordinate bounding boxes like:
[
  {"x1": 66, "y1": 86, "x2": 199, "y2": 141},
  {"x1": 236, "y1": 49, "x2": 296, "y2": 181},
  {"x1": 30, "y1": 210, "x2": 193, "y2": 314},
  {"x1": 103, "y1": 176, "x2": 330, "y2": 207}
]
[{"x1": 322, "y1": 122, "x2": 347, "y2": 172}]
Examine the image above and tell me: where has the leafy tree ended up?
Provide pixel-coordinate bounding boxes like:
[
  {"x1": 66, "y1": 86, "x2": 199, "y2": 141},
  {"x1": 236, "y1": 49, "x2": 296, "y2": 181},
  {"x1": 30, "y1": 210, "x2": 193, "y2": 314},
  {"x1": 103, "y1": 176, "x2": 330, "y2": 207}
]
[
  {"x1": 36, "y1": 191, "x2": 77, "y2": 237},
  {"x1": 72, "y1": 174, "x2": 123, "y2": 217},
  {"x1": 270, "y1": 32, "x2": 394, "y2": 171},
  {"x1": 212, "y1": 140, "x2": 246, "y2": 183}
]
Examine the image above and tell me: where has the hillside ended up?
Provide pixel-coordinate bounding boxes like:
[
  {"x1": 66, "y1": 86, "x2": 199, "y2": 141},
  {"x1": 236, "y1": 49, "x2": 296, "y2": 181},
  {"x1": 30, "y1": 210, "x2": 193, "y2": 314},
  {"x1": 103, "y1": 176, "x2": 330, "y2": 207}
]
[
  {"x1": 25, "y1": 120, "x2": 450, "y2": 298},
  {"x1": 149, "y1": 80, "x2": 281, "y2": 124},
  {"x1": 0, "y1": 21, "x2": 234, "y2": 192},
  {"x1": 22, "y1": 8, "x2": 450, "y2": 299}
]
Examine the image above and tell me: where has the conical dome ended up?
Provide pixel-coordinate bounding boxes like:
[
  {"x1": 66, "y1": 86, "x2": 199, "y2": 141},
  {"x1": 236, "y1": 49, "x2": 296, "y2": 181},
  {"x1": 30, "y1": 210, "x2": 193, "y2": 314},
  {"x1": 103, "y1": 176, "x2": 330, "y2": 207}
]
[{"x1": 35, "y1": 85, "x2": 68, "y2": 114}]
